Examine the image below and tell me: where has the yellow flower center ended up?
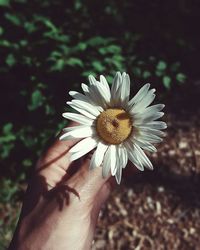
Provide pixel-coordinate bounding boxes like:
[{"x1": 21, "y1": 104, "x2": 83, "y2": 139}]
[{"x1": 96, "y1": 108, "x2": 132, "y2": 144}]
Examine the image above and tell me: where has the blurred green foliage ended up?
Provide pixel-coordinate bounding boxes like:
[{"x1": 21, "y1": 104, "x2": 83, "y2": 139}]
[{"x1": 0, "y1": 0, "x2": 200, "y2": 247}]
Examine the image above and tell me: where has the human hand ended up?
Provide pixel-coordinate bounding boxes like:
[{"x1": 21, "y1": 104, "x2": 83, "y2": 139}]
[{"x1": 9, "y1": 123, "x2": 115, "y2": 250}]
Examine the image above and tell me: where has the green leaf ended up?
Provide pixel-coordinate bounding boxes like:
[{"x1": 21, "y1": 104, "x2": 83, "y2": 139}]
[
  {"x1": 4, "y1": 13, "x2": 21, "y2": 26},
  {"x1": 74, "y1": 0, "x2": 82, "y2": 10},
  {"x1": 5, "y1": 53, "x2": 16, "y2": 66},
  {"x1": 66, "y1": 58, "x2": 83, "y2": 67},
  {"x1": 0, "y1": 123, "x2": 15, "y2": 158},
  {"x1": 76, "y1": 42, "x2": 87, "y2": 51},
  {"x1": 19, "y1": 40, "x2": 28, "y2": 47},
  {"x1": 88, "y1": 36, "x2": 104, "y2": 46},
  {"x1": 0, "y1": 26, "x2": 4, "y2": 35},
  {"x1": 92, "y1": 61, "x2": 105, "y2": 72},
  {"x1": 99, "y1": 45, "x2": 121, "y2": 55},
  {"x1": 0, "y1": 144, "x2": 14, "y2": 158},
  {"x1": 45, "y1": 104, "x2": 55, "y2": 115},
  {"x1": 106, "y1": 75, "x2": 113, "y2": 84},
  {"x1": 28, "y1": 90, "x2": 44, "y2": 111},
  {"x1": 156, "y1": 60, "x2": 167, "y2": 71},
  {"x1": 143, "y1": 71, "x2": 151, "y2": 79},
  {"x1": 163, "y1": 76, "x2": 171, "y2": 89},
  {"x1": 113, "y1": 54, "x2": 124, "y2": 62},
  {"x1": 87, "y1": 36, "x2": 109, "y2": 46},
  {"x1": 0, "y1": 0, "x2": 10, "y2": 7},
  {"x1": 98, "y1": 47, "x2": 107, "y2": 55},
  {"x1": 0, "y1": 179, "x2": 18, "y2": 202},
  {"x1": 176, "y1": 73, "x2": 186, "y2": 83},
  {"x1": 2, "y1": 123, "x2": 13, "y2": 134},
  {"x1": 50, "y1": 59, "x2": 65, "y2": 71},
  {"x1": 0, "y1": 39, "x2": 10, "y2": 47},
  {"x1": 24, "y1": 21, "x2": 37, "y2": 33},
  {"x1": 44, "y1": 32, "x2": 69, "y2": 43},
  {"x1": 22, "y1": 159, "x2": 32, "y2": 167},
  {"x1": 133, "y1": 67, "x2": 141, "y2": 77},
  {"x1": 34, "y1": 15, "x2": 58, "y2": 33},
  {"x1": 82, "y1": 71, "x2": 96, "y2": 77},
  {"x1": 106, "y1": 45, "x2": 121, "y2": 54},
  {"x1": 155, "y1": 70, "x2": 164, "y2": 77}
]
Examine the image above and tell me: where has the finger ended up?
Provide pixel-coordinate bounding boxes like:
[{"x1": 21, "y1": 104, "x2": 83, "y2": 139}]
[
  {"x1": 91, "y1": 178, "x2": 115, "y2": 221},
  {"x1": 36, "y1": 122, "x2": 80, "y2": 170},
  {"x1": 35, "y1": 122, "x2": 81, "y2": 188},
  {"x1": 67, "y1": 154, "x2": 115, "y2": 203}
]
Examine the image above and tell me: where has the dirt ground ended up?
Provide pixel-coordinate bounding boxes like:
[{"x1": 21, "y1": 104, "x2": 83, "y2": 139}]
[{"x1": 93, "y1": 112, "x2": 200, "y2": 250}]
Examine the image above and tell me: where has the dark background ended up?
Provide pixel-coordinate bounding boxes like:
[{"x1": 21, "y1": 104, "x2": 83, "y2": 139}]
[{"x1": 0, "y1": 0, "x2": 200, "y2": 249}]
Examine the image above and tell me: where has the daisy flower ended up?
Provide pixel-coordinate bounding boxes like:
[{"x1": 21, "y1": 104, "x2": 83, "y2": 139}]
[{"x1": 60, "y1": 72, "x2": 167, "y2": 184}]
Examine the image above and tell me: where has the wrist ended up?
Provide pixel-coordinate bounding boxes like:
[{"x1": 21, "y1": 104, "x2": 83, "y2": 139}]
[{"x1": 9, "y1": 202, "x2": 96, "y2": 250}]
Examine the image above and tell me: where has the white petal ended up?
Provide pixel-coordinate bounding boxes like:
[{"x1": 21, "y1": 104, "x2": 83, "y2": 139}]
[
  {"x1": 138, "y1": 133, "x2": 163, "y2": 143},
  {"x1": 81, "y1": 83, "x2": 102, "y2": 109},
  {"x1": 92, "y1": 80, "x2": 111, "y2": 104},
  {"x1": 121, "y1": 73, "x2": 130, "y2": 105},
  {"x1": 71, "y1": 100, "x2": 100, "y2": 117},
  {"x1": 81, "y1": 83, "x2": 90, "y2": 94},
  {"x1": 128, "y1": 83, "x2": 150, "y2": 107},
  {"x1": 125, "y1": 74, "x2": 130, "y2": 102},
  {"x1": 111, "y1": 72, "x2": 121, "y2": 95},
  {"x1": 145, "y1": 121, "x2": 167, "y2": 130},
  {"x1": 130, "y1": 89, "x2": 156, "y2": 113},
  {"x1": 114, "y1": 86, "x2": 123, "y2": 106},
  {"x1": 102, "y1": 146, "x2": 112, "y2": 178},
  {"x1": 143, "y1": 104, "x2": 165, "y2": 113},
  {"x1": 60, "y1": 126, "x2": 94, "y2": 140},
  {"x1": 123, "y1": 153, "x2": 128, "y2": 169},
  {"x1": 83, "y1": 76, "x2": 107, "y2": 108},
  {"x1": 70, "y1": 137, "x2": 97, "y2": 161},
  {"x1": 141, "y1": 112, "x2": 164, "y2": 123},
  {"x1": 115, "y1": 156, "x2": 122, "y2": 185},
  {"x1": 133, "y1": 138, "x2": 157, "y2": 153},
  {"x1": 112, "y1": 147, "x2": 119, "y2": 177},
  {"x1": 110, "y1": 145, "x2": 117, "y2": 176},
  {"x1": 111, "y1": 72, "x2": 122, "y2": 105},
  {"x1": 134, "y1": 112, "x2": 164, "y2": 124},
  {"x1": 134, "y1": 143, "x2": 153, "y2": 170},
  {"x1": 69, "y1": 90, "x2": 103, "y2": 112},
  {"x1": 62, "y1": 112, "x2": 94, "y2": 125},
  {"x1": 115, "y1": 144, "x2": 129, "y2": 184},
  {"x1": 138, "y1": 127, "x2": 166, "y2": 137},
  {"x1": 88, "y1": 75, "x2": 96, "y2": 85},
  {"x1": 62, "y1": 126, "x2": 78, "y2": 132},
  {"x1": 100, "y1": 75, "x2": 110, "y2": 93},
  {"x1": 114, "y1": 146, "x2": 127, "y2": 184},
  {"x1": 124, "y1": 141, "x2": 144, "y2": 171},
  {"x1": 81, "y1": 83, "x2": 103, "y2": 112},
  {"x1": 89, "y1": 85, "x2": 107, "y2": 108},
  {"x1": 69, "y1": 91, "x2": 92, "y2": 103},
  {"x1": 67, "y1": 101, "x2": 97, "y2": 119},
  {"x1": 118, "y1": 145, "x2": 128, "y2": 168},
  {"x1": 70, "y1": 137, "x2": 95, "y2": 152},
  {"x1": 89, "y1": 142, "x2": 108, "y2": 169}
]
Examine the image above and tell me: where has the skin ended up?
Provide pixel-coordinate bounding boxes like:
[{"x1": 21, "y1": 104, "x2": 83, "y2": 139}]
[{"x1": 9, "y1": 124, "x2": 115, "y2": 250}]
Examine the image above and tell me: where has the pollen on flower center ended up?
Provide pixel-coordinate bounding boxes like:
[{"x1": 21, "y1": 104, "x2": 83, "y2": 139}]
[{"x1": 96, "y1": 108, "x2": 132, "y2": 144}]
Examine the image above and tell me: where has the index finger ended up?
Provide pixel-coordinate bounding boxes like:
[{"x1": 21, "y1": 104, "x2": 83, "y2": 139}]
[{"x1": 34, "y1": 122, "x2": 82, "y2": 187}]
